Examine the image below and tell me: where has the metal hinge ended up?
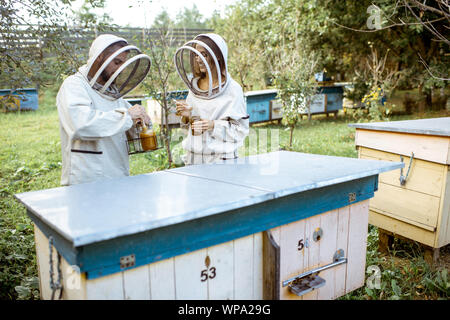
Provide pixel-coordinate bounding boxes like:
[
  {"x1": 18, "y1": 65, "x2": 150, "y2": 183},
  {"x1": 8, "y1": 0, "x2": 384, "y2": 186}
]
[
  {"x1": 348, "y1": 192, "x2": 356, "y2": 203},
  {"x1": 120, "y1": 254, "x2": 136, "y2": 269}
]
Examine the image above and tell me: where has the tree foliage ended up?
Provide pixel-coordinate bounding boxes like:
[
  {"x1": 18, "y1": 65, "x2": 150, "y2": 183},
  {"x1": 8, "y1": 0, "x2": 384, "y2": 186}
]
[
  {"x1": 0, "y1": 0, "x2": 111, "y2": 92},
  {"x1": 175, "y1": 4, "x2": 208, "y2": 29},
  {"x1": 140, "y1": 28, "x2": 185, "y2": 168},
  {"x1": 151, "y1": 5, "x2": 208, "y2": 30},
  {"x1": 212, "y1": 0, "x2": 449, "y2": 110}
]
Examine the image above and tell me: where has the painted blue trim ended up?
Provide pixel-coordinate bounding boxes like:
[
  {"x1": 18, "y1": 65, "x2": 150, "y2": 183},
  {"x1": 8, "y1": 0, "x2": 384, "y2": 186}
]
[
  {"x1": 76, "y1": 175, "x2": 377, "y2": 279},
  {"x1": 28, "y1": 212, "x2": 80, "y2": 267},
  {"x1": 317, "y1": 86, "x2": 344, "y2": 94}
]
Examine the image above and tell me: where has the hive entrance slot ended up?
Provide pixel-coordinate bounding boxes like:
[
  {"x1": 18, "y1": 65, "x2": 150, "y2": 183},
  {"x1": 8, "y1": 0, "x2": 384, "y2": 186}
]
[{"x1": 288, "y1": 274, "x2": 326, "y2": 296}]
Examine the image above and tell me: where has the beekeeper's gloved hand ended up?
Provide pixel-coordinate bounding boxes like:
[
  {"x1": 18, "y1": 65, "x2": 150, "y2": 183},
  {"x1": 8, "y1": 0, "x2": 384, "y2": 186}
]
[{"x1": 128, "y1": 104, "x2": 151, "y2": 127}]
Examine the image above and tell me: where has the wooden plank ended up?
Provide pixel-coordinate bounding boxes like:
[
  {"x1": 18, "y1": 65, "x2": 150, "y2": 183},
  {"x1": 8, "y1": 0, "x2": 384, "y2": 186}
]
[
  {"x1": 317, "y1": 209, "x2": 338, "y2": 300},
  {"x1": 370, "y1": 182, "x2": 440, "y2": 229},
  {"x1": 253, "y1": 232, "x2": 263, "y2": 300},
  {"x1": 345, "y1": 200, "x2": 369, "y2": 293},
  {"x1": 436, "y1": 167, "x2": 450, "y2": 247},
  {"x1": 123, "y1": 265, "x2": 151, "y2": 300},
  {"x1": 34, "y1": 224, "x2": 52, "y2": 300},
  {"x1": 233, "y1": 235, "x2": 254, "y2": 299},
  {"x1": 85, "y1": 272, "x2": 124, "y2": 300},
  {"x1": 262, "y1": 230, "x2": 280, "y2": 300},
  {"x1": 334, "y1": 206, "x2": 350, "y2": 298},
  {"x1": 360, "y1": 147, "x2": 444, "y2": 197},
  {"x1": 279, "y1": 219, "x2": 306, "y2": 300},
  {"x1": 61, "y1": 259, "x2": 86, "y2": 300},
  {"x1": 149, "y1": 258, "x2": 176, "y2": 300},
  {"x1": 448, "y1": 141, "x2": 450, "y2": 164},
  {"x1": 174, "y1": 249, "x2": 208, "y2": 300},
  {"x1": 302, "y1": 214, "x2": 321, "y2": 300},
  {"x1": 369, "y1": 210, "x2": 436, "y2": 247},
  {"x1": 370, "y1": 208, "x2": 436, "y2": 232},
  {"x1": 207, "y1": 241, "x2": 234, "y2": 300},
  {"x1": 34, "y1": 225, "x2": 87, "y2": 300},
  {"x1": 355, "y1": 129, "x2": 450, "y2": 164}
]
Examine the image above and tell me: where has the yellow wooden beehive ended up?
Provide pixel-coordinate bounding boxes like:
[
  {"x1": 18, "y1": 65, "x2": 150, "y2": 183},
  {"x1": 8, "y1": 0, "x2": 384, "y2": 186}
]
[{"x1": 350, "y1": 117, "x2": 450, "y2": 257}]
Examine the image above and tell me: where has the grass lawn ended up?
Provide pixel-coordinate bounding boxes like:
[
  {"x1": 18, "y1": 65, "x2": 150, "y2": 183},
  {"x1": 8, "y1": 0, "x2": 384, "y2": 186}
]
[{"x1": 0, "y1": 86, "x2": 449, "y2": 300}]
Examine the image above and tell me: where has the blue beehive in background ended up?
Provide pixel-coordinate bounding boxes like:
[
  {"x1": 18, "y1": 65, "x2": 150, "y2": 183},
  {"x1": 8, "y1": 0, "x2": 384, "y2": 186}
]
[
  {"x1": 244, "y1": 89, "x2": 279, "y2": 124},
  {"x1": 0, "y1": 88, "x2": 39, "y2": 111},
  {"x1": 141, "y1": 85, "x2": 344, "y2": 126},
  {"x1": 244, "y1": 84, "x2": 345, "y2": 123},
  {"x1": 314, "y1": 72, "x2": 332, "y2": 82},
  {"x1": 307, "y1": 85, "x2": 344, "y2": 116},
  {"x1": 125, "y1": 90, "x2": 189, "y2": 107}
]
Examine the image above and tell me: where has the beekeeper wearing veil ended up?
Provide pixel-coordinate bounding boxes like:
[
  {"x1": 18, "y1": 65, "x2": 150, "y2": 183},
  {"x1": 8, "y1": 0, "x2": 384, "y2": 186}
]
[
  {"x1": 56, "y1": 34, "x2": 152, "y2": 186},
  {"x1": 174, "y1": 33, "x2": 249, "y2": 165}
]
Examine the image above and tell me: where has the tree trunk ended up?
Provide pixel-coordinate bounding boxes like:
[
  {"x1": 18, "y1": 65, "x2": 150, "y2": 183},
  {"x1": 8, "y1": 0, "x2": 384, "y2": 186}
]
[
  {"x1": 161, "y1": 99, "x2": 173, "y2": 167},
  {"x1": 403, "y1": 92, "x2": 415, "y2": 115},
  {"x1": 289, "y1": 125, "x2": 294, "y2": 148},
  {"x1": 438, "y1": 87, "x2": 447, "y2": 110},
  {"x1": 418, "y1": 84, "x2": 425, "y2": 113},
  {"x1": 425, "y1": 89, "x2": 432, "y2": 111}
]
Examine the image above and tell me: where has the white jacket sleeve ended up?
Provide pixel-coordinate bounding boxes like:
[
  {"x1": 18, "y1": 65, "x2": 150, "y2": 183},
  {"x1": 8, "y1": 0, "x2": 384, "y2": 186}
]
[
  {"x1": 212, "y1": 117, "x2": 249, "y2": 144},
  {"x1": 210, "y1": 86, "x2": 249, "y2": 144},
  {"x1": 57, "y1": 78, "x2": 133, "y2": 140}
]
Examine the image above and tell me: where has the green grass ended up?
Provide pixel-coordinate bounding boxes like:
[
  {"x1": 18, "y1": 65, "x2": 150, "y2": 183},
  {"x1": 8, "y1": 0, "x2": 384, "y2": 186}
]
[{"x1": 0, "y1": 87, "x2": 449, "y2": 300}]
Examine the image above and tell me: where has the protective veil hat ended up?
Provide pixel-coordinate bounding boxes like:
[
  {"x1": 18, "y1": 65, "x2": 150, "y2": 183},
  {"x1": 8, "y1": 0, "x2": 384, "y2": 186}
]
[
  {"x1": 85, "y1": 34, "x2": 151, "y2": 100},
  {"x1": 174, "y1": 33, "x2": 229, "y2": 100}
]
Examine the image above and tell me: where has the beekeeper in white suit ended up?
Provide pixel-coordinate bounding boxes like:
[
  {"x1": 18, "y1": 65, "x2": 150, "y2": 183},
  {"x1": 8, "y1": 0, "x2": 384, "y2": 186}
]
[
  {"x1": 56, "y1": 34, "x2": 151, "y2": 186},
  {"x1": 174, "y1": 33, "x2": 249, "y2": 165}
]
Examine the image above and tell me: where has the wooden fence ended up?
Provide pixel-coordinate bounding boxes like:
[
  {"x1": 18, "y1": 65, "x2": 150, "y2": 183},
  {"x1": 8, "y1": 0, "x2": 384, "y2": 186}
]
[{"x1": 0, "y1": 24, "x2": 213, "y2": 52}]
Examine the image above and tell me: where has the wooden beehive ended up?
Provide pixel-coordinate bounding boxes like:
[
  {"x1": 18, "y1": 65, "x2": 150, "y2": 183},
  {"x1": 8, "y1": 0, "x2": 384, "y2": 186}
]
[
  {"x1": 16, "y1": 151, "x2": 402, "y2": 300},
  {"x1": 244, "y1": 89, "x2": 280, "y2": 124},
  {"x1": 349, "y1": 117, "x2": 450, "y2": 252}
]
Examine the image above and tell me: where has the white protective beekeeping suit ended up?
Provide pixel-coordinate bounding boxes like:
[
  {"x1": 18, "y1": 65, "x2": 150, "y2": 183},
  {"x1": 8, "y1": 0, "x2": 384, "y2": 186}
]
[
  {"x1": 56, "y1": 34, "x2": 151, "y2": 186},
  {"x1": 174, "y1": 33, "x2": 249, "y2": 165}
]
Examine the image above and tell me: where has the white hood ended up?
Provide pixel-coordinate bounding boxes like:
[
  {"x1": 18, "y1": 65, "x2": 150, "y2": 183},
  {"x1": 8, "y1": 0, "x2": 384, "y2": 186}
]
[
  {"x1": 196, "y1": 33, "x2": 228, "y2": 71},
  {"x1": 79, "y1": 34, "x2": 151, "y2": 101},
  {"x1": 174, "y1": 33, "x2": 230, "y2": 100},
  {"x1": 87, "y1": 34, "x2": 129, "y2": 71},
  {"x1": 177, "y1": 35, "x2": 249, "y2": 162}
]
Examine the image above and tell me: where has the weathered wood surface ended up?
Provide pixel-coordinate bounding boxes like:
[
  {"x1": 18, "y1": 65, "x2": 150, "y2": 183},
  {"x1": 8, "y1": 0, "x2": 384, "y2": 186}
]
[
  {"x1": 35, "y1": 201, "x2": 369, "y2": 300},
  {"x1": 355, "y1": 129, "x2": 450, "y2": 165},
  {"x1": 359, "y1": 146, "x2": 450, "y2": 248}
]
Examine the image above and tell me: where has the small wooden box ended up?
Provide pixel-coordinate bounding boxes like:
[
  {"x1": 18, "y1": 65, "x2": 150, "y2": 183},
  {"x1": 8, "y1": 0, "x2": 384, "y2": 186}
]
[
  {"x1": 350, "y1": 117, "x2": 450, "y2": 249},
  {"x1": 270, "y1": 99, "x2": 283, "y2": 121},
  {"x1": 146, "y1": 90, "x2": 189, "y2": 127},
  {"x1": 147, "y1": 99, "x2": 181, "y2": 127}
]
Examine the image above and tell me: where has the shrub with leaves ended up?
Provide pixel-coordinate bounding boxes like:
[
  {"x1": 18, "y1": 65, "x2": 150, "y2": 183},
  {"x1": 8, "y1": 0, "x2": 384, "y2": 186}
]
[
  {"x1": 350, "y1": 87, "x2": 391, "y2": 122},
  {"x1": 272, "y1": 48, "x2": 319, "y2": 148}
]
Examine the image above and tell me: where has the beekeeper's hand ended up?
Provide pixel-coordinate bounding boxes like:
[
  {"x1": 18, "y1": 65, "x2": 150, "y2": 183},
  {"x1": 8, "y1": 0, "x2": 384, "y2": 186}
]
[
  {"x1": 191, "y1": 119, "x2": 214, "y2": 135},
  {"x1": 128, "y1": 104, "x2": 151, "y2": 126},
  {"x1": 175, "y1": 101, "x2": 192, "y2": 118}
]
